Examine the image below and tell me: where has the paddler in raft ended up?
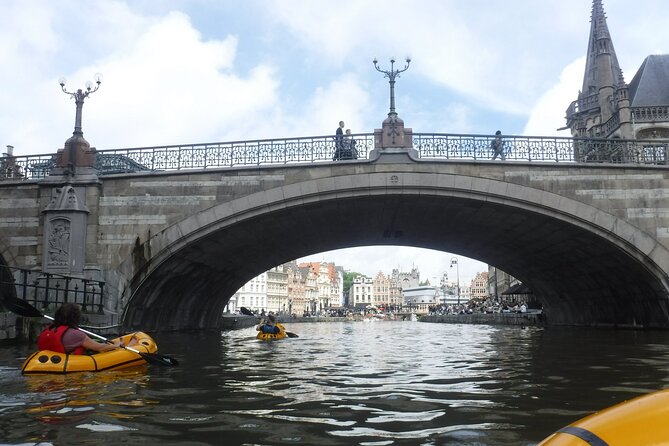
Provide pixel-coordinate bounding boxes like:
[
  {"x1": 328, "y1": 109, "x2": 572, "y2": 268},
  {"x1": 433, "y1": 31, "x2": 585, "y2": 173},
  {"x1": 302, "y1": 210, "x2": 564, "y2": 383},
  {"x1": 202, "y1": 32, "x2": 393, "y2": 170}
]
[
  {"x1": 256, "y1": 313, "x2": 281, "y2": 335},
  {"x1": 37, "y1": 302, "x2": 138, "y2": 354}
]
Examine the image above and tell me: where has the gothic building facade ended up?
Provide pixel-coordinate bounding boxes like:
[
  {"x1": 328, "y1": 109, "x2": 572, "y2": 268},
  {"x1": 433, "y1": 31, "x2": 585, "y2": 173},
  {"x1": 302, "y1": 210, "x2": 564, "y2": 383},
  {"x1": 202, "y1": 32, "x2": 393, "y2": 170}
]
[{"x1": 565, "y1": 0, "x2": 669, "y2": 141}]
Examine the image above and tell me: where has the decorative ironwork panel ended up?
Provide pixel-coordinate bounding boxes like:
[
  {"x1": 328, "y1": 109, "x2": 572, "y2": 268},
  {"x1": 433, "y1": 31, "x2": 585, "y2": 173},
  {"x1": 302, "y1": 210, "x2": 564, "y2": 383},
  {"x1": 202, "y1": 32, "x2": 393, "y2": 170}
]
[{"x1": 639, "y1": 144, "x2": 668, "y2": 164}]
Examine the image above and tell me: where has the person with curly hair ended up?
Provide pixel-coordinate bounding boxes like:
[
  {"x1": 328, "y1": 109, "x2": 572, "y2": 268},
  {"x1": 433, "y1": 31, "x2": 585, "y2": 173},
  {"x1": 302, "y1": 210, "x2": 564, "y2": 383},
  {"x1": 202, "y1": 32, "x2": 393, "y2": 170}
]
[{"x1": 37, "y1": 302, "x2": 128, "y2": 354}]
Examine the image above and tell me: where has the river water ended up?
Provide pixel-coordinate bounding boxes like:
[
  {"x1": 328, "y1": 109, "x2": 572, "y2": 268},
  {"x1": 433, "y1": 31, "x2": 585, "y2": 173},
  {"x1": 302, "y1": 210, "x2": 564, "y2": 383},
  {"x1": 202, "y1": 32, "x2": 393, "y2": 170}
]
[{"x1": 1, "y1": 320, "x2": 669, "y2": 445}]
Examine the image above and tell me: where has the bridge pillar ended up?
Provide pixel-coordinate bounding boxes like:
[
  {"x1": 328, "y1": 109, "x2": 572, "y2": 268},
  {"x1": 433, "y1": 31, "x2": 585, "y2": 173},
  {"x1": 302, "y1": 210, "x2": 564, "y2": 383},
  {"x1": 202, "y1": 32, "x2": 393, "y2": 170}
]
[
  {"x1": 41, "y1": 184, "x2": 90, "y2": 274},
  {"x1": 374, "y1": 113, "x2": 413, "y2": 149},
  {"x1": 372, "y1": 58, "x2": 413, "y2": 150},
  {"x1": 40, "y1": 103, "x2": 101, "y2": 276}
]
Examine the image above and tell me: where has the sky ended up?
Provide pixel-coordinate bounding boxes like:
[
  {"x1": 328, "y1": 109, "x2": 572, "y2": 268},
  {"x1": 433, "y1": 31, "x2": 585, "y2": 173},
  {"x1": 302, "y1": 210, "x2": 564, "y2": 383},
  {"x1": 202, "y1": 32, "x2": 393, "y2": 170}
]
[{"x1": 2, "y1": 0, "x2": 669, "y2": 285}]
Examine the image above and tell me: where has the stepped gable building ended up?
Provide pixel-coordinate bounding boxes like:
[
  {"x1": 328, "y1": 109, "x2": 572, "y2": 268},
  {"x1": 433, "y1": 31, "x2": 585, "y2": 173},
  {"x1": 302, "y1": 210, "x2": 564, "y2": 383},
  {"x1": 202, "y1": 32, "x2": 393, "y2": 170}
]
[{"x1": 565, "y1": 0, "x2": 669, "y2": 140}]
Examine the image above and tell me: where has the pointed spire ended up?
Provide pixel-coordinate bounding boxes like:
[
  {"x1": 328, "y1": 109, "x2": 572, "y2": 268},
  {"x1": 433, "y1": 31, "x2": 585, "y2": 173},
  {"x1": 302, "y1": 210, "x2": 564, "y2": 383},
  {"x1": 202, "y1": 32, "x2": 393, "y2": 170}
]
[{"x1": 581, "y1": 0, "x2": 625, "y2": 95}]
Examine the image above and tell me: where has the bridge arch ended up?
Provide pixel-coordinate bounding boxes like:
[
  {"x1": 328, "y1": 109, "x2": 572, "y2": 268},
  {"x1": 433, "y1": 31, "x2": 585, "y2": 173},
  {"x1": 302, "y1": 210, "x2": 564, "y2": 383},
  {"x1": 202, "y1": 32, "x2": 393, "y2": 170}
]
[
  {"x1": 119, "y1": 167, "x2": 669, "y2": 331},
  {"x1": 0, "y1": 239, "x2": 19, "y2": 304}
]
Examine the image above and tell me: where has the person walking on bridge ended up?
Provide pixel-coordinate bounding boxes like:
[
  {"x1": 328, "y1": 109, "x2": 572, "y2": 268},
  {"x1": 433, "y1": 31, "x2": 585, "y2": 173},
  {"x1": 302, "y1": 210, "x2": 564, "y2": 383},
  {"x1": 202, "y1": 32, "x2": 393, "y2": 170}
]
[
  {"x1": 333, "y1": 121, "x2": 345, "y2": 160},
  {"x1": 345, "y1": 129, "x2": 358, "y2": 159},
  {"x1": 491, "y1": 130, "x2": 505, "y2": 161}
]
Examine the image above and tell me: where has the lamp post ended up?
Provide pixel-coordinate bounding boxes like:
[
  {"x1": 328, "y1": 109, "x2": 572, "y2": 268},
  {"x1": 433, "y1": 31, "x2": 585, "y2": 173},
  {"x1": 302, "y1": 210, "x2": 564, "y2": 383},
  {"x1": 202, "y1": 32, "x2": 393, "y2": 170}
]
[
  {"x1": 59, "y1": 73, "x2": 102, "y2": 135},
  {"x1": 450, "y1": 257, "x2": 460, "y2": 306},
  {"x1": 373, "y1": 57, "x2": 411, "y2": 118},
  {"x1": 59, "y1": 73, "x2": 102, "y2": 173}
]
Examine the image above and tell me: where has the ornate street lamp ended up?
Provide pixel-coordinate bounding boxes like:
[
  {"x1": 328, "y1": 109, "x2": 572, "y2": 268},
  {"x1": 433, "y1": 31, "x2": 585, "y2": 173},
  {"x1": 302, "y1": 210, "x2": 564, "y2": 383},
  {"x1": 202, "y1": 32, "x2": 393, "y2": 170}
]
[
  {"x1": 59, "y1": 73, "x2": 102, "y2": 135},
  {"x1": 59, "y1": 73, "x2": 102, "y2": 173},
  {"x1": 450, "y1": 257, "x2": 460, "y2": 306},
  {"x1": 372, "y1": 57, "x2": 413, "y2": 148},
  {"x1": 373, "y1": 57, "x2": 411, "y2": 118}
]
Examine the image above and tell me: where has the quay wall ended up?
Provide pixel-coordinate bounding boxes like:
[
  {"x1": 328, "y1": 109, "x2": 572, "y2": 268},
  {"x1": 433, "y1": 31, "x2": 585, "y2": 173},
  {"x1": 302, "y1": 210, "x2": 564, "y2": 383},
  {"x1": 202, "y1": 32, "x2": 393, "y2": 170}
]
[
  {"x1": 421, "y1": 313, "x2": 544, "y2": 327},
  {"x1": 0, "y1": 312, "x2": 19, "y2": 342}
]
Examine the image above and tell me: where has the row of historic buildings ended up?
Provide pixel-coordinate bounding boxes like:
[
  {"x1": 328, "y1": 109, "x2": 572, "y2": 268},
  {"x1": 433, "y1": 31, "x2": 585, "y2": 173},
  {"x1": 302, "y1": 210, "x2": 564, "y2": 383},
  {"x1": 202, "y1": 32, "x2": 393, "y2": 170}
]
[
  {"x1": 231, "y1": 261, "x2": 343, "y2": 315},
  {"x1": 228, "y1": 261, "x2": 496, "y2": 315}
]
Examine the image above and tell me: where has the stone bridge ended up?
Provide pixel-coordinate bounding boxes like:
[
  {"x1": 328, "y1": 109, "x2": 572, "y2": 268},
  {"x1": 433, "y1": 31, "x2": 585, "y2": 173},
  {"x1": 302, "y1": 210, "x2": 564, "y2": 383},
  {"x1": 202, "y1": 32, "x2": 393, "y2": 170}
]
[{"x1": 2, "y1": 143, "x2": 669, "y2": 331}]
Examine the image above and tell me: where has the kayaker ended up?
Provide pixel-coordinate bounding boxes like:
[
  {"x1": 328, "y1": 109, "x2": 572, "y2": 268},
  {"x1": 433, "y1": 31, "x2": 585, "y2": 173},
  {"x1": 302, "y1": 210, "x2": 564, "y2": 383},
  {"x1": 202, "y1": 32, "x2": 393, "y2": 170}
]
[
  {"x1": 37, "y1": 302, "x2": 134, "y2": 354},
  {"x1": 256, "y1": 313, "x2": 281, "y2": 335}
]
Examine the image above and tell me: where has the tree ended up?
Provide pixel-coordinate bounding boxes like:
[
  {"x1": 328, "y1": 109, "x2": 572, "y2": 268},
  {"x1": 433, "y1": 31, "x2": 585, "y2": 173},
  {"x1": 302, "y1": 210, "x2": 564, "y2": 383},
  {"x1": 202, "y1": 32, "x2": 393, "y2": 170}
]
[{"x1": 343, "y1": 271, "x2": 362, "y2": 294}]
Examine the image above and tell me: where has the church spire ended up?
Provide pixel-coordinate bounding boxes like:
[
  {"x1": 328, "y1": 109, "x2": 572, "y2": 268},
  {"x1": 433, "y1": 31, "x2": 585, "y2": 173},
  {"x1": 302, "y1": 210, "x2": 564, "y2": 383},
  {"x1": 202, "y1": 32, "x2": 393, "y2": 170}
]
[{"x1": 581, "y1": 0, "x2": 625, "y2": 95}]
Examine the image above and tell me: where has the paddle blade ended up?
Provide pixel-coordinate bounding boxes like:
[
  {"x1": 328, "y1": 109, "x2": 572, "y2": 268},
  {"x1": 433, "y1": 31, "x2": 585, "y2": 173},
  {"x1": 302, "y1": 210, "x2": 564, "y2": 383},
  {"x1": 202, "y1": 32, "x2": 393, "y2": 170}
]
[
  {"x1": 239, "y1": 307, "x2": 254, "y2": 317},
  {"x1": 285, "y1": 331, "x2": 299, "y2": 338},
  {"x1": 1, "y1": 297, "x2": 43, "y2": 318},
  {"x1": 139, "y1": 351, "x2": 179, "y2": 367}
]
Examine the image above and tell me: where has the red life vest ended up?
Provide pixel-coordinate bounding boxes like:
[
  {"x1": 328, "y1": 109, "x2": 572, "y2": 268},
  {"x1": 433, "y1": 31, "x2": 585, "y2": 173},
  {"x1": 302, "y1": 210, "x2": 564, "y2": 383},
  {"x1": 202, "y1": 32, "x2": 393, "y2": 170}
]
[{"x1": 37, "y1": 325, "x2": 86, "y2": 355}]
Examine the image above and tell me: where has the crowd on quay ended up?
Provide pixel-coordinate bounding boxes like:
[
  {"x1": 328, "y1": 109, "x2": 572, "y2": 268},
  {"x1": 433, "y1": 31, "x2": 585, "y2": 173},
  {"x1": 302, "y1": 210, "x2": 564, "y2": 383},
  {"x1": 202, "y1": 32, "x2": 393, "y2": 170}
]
[
  {"x1": 237, "y1": 299, "x2": 541, "y2": 321},
  {"x1": 428, "y1": 298, "x2": 539, "y2": 316},
  {"x1": 242, "y1": 308, "x2": 351, "y2": 319}
]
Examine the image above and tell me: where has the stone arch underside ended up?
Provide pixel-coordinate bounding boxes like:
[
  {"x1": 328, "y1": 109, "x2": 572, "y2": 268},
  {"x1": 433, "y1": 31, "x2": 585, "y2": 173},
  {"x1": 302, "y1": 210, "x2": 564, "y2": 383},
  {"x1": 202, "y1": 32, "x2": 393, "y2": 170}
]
[
  {"x1": 121, "y1": 173, "x2": 669, "y2": 331},
  {"x1": 0, "y1": 240, "x2": 18, "y2": 305}
]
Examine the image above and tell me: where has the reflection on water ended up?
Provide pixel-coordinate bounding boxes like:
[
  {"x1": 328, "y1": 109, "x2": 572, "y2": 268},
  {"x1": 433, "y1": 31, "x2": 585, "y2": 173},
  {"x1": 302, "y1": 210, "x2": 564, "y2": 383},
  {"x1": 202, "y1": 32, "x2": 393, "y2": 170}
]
[
  {"x1": 1, "y1": 321, "x2": 669, "y2": 445},
  {"x1": 24, "y1": 370, "x2": 154, "y2": 426}
]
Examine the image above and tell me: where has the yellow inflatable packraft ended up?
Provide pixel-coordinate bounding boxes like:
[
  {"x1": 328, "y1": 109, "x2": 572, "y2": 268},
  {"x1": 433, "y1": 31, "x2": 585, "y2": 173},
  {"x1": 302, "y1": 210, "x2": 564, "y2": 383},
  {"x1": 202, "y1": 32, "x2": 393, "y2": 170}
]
[
  {"x1": 22, "y1": 332, "x2": 157, "y2": 374},
  {"x1": 538, "y1": 388, "x2": 669, "y2": 445},
  {"x1": 256, "y1": 323, "x2": 287, "y2": 340}
]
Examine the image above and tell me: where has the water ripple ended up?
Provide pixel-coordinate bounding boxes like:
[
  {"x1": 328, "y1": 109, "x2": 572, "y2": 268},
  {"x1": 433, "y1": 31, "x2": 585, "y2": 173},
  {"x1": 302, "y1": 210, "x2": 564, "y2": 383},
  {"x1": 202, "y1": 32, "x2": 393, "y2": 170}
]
[{"x1": 2, "y1": 321, "x2": 669, "y2": 444}]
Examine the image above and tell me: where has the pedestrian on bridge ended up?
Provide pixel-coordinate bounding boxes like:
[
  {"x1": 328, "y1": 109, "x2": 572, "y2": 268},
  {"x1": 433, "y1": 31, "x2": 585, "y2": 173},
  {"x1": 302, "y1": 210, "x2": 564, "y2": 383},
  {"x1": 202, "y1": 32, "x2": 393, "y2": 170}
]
[
  {"x1": 333, "y1": 121, "x2": 345, "y2": 160},
  {"x1": 344, "y1": 129, "x2": 358, "y2": 160},
  {"x1": 491, "y1": 130, "x2": 505, "y2": 161}
]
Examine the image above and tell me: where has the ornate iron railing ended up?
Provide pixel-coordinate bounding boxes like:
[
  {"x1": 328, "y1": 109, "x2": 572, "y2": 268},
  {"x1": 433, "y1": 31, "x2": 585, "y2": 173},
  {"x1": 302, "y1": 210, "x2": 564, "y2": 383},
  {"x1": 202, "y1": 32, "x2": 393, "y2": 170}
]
[
  {"x1": 413, "y1": 133, "x2": 668, "y2": 164},
  {"x1": 0, "y1": 265, "x2": 105, "y2": 314},
  {"x1": 2, "y1": 133, "x2": 668, "y2": 182},
  {"x1": 96, "y1": 133, "x2": 375, "y2": 171},
  {"x1": 414, "y1": 133, "x2": 574, "y2": 162}
]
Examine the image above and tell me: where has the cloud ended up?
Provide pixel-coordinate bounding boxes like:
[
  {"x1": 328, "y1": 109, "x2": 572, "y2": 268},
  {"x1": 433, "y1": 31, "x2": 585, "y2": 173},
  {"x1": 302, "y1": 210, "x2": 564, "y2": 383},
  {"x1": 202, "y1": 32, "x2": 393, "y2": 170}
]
[
  {"x1": 262, "y1": 0, "x2": 592, "y2": 118},
  {"x1": 522, "y1": 57, "x2": 585, "y2": 137},
  {"x1": 1, "y1": 4, "x2": 281, "y2": 155},
  {"x1": 281, "y1": 73, "x2": 372, "y2": 137},
  {"x1": 81, "y1": 11, "x2": 280, "y2": 149}
]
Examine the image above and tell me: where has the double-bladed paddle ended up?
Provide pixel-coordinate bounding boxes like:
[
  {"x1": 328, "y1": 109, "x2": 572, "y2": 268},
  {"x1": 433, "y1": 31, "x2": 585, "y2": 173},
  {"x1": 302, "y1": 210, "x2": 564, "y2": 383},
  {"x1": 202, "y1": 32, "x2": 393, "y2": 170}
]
[
  {"x1": 240, "y1": 307, "x2": 299, "y2": 338},
  {"x1": 2, "y1": 297, "x2": 178, "y2": 366}
]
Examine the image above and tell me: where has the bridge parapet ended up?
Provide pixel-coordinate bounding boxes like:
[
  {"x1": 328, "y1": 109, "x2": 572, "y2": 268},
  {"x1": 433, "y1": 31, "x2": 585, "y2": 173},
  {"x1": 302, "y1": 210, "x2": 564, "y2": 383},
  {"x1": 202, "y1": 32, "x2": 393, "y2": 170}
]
[{"x1": 3, "y1": 133, "x2": 669, "y2": 183}]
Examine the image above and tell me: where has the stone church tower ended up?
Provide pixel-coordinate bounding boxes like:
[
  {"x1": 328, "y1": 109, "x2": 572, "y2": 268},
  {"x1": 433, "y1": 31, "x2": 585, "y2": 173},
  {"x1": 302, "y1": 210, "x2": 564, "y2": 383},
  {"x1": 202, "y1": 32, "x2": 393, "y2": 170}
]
[{"x1": 565, "y1": 0, "x2": 669, "y2": 141}]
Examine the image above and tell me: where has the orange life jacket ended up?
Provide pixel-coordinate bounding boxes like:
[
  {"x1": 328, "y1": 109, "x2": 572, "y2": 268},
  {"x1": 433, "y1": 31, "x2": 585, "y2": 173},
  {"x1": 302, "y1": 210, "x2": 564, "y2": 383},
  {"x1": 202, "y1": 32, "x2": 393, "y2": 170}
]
[{"x1": 37, "y1": 325, "x2": 86, "y2": 355}]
